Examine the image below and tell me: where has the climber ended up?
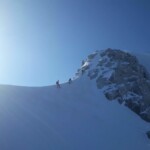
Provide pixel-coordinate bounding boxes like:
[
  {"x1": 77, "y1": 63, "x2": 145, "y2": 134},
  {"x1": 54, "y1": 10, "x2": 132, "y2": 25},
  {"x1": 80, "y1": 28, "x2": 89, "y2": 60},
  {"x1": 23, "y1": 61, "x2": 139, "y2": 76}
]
[
  {"x1": 81, "y1": 69, "x2": 84, "y2": 75},
  {"x1": 56, "y1": 80, "x2": 61, "y2": 88},
  {"x1": 82, "y1": 60, "x2": 85, "y2": 66},
  {"x1": 68, "y1": 78, "x2": 72, "y2": 84}
]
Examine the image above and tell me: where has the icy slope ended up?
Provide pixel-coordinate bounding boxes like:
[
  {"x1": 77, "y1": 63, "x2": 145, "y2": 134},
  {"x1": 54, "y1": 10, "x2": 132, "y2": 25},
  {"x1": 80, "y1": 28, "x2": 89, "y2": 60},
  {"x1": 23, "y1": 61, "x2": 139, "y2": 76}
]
[{"x1": 0, "y1": 75, "x2": 150, "y2": 150}]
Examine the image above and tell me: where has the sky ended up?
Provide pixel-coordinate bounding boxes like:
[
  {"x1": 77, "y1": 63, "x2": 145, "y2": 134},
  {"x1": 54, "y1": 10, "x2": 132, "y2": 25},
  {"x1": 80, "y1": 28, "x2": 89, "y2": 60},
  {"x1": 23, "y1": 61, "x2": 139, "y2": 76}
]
[{"x1": 0, "y1": 0, "x2": 150, "y2": 86}]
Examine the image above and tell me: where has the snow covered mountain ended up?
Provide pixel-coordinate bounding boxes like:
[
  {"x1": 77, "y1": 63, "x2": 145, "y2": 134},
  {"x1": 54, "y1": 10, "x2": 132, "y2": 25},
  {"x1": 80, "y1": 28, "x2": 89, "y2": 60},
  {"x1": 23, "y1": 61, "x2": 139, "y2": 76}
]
[
  {"x1": 0, "y1": 49, "x2": 150, "y2": 150},
  {"x1": 76, "y1": 49, "x2": 150, "y2": 122}
]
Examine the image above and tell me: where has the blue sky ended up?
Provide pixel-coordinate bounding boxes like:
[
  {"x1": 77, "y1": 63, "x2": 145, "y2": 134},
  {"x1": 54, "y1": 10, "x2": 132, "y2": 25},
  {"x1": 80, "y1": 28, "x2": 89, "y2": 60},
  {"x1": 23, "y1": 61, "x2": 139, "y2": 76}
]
[{"x1": 0, "y1": 0, "x2": 150, "y2": 86}]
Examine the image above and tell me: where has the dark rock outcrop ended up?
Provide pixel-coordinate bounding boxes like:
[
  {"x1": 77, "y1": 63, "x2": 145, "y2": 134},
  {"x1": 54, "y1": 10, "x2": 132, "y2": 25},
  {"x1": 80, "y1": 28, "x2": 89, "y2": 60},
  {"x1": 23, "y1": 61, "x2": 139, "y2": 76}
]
[
  {"x1": 96, "y1": 49, "x2": 150, "y2": 122},
  {"x1": 146, "y1": 131, "x2": 150, "y2": 139},
  {"x1": 76, "y1": 48, "x2": 150, "y2": 122}
]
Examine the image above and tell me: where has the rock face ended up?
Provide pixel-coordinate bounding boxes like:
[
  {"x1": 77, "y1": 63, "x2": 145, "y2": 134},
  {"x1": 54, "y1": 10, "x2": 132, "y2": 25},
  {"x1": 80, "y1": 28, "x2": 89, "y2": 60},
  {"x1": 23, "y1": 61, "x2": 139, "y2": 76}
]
[
  {"x1": 76, "y1": 48, "x2": 150, "y2": 122},
  {"x1": 146, "y1": 131, "x2": 150, "y2": 139}
]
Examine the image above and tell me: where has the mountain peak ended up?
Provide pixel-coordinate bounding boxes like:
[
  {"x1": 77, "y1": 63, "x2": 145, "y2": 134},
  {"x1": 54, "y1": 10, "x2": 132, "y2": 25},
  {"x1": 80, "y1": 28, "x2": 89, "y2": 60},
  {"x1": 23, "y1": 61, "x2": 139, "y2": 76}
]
[{"x1": 76, "y1": 48, "x2": 150, "y2": 122}]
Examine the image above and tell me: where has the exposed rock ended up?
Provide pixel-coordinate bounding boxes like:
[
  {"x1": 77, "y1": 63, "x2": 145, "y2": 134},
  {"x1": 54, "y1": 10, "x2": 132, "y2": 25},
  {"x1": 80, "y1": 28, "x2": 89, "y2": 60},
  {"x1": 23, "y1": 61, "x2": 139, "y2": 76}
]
[
  {"x1": 96, "y1": 77, "x2": 111, "y2": 89},
  {"x1": 76, "y1": 48, "x2": 150, "y2": 122},
  {"x1": 140, "y1": 107, "x2": 150, "y2": 122},
  {"x1": 88, "y1": 53, "x2": 97, "y2": 60},
  {"x1": 104, "y1": 89, "x2": 120, "y2": 100},
  {"x1": 96, "y1": 49, "x2": 150, "y2": 122},
  {"x1": 146, "y1": 131, "x2": 150, "y2": 139},
  {"x1": 88, "y1": 69, "x2": 99, "y2": 80}
]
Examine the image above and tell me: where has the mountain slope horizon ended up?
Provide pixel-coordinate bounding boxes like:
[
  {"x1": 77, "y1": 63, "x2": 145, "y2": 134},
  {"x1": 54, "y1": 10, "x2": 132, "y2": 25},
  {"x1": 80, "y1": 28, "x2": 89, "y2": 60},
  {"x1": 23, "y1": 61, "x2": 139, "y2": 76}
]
[{"x1": 0, "y1": 48, "x2": 150, "y2": 150}]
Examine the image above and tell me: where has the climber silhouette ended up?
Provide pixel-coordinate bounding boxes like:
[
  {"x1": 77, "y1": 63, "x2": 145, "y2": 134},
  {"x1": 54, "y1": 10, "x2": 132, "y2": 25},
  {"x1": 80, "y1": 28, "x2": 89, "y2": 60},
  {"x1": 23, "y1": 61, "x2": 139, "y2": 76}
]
[
  {"x1": 68, "y1": 78, "x2": 72, "y2": 84},
  {"x1": 56, "y1": 80, "x2": 61, "y2": 88}
]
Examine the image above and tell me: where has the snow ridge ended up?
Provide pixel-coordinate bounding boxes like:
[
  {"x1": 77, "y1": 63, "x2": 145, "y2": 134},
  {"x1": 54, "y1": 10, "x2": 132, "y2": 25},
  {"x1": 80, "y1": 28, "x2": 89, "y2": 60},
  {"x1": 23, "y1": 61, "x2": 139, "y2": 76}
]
[{"x1": 0, "y1": 48, "x2": 150, "y2": 149}]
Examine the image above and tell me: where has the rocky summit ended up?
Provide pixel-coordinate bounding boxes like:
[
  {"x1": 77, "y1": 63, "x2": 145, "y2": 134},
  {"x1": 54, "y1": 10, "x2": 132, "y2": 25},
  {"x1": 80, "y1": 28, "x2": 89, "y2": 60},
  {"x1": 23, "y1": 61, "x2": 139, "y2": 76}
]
[{"x1": 76, "y1": 48, "x2": 150, "y2": 122}]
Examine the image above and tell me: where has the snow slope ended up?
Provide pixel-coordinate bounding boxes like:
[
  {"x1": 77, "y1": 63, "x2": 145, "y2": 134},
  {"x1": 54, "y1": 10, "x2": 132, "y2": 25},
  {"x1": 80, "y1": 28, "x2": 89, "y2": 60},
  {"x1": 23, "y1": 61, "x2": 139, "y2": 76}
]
[{"x1": 0, "y1": 74, "x2": 150, "y2": 150}]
